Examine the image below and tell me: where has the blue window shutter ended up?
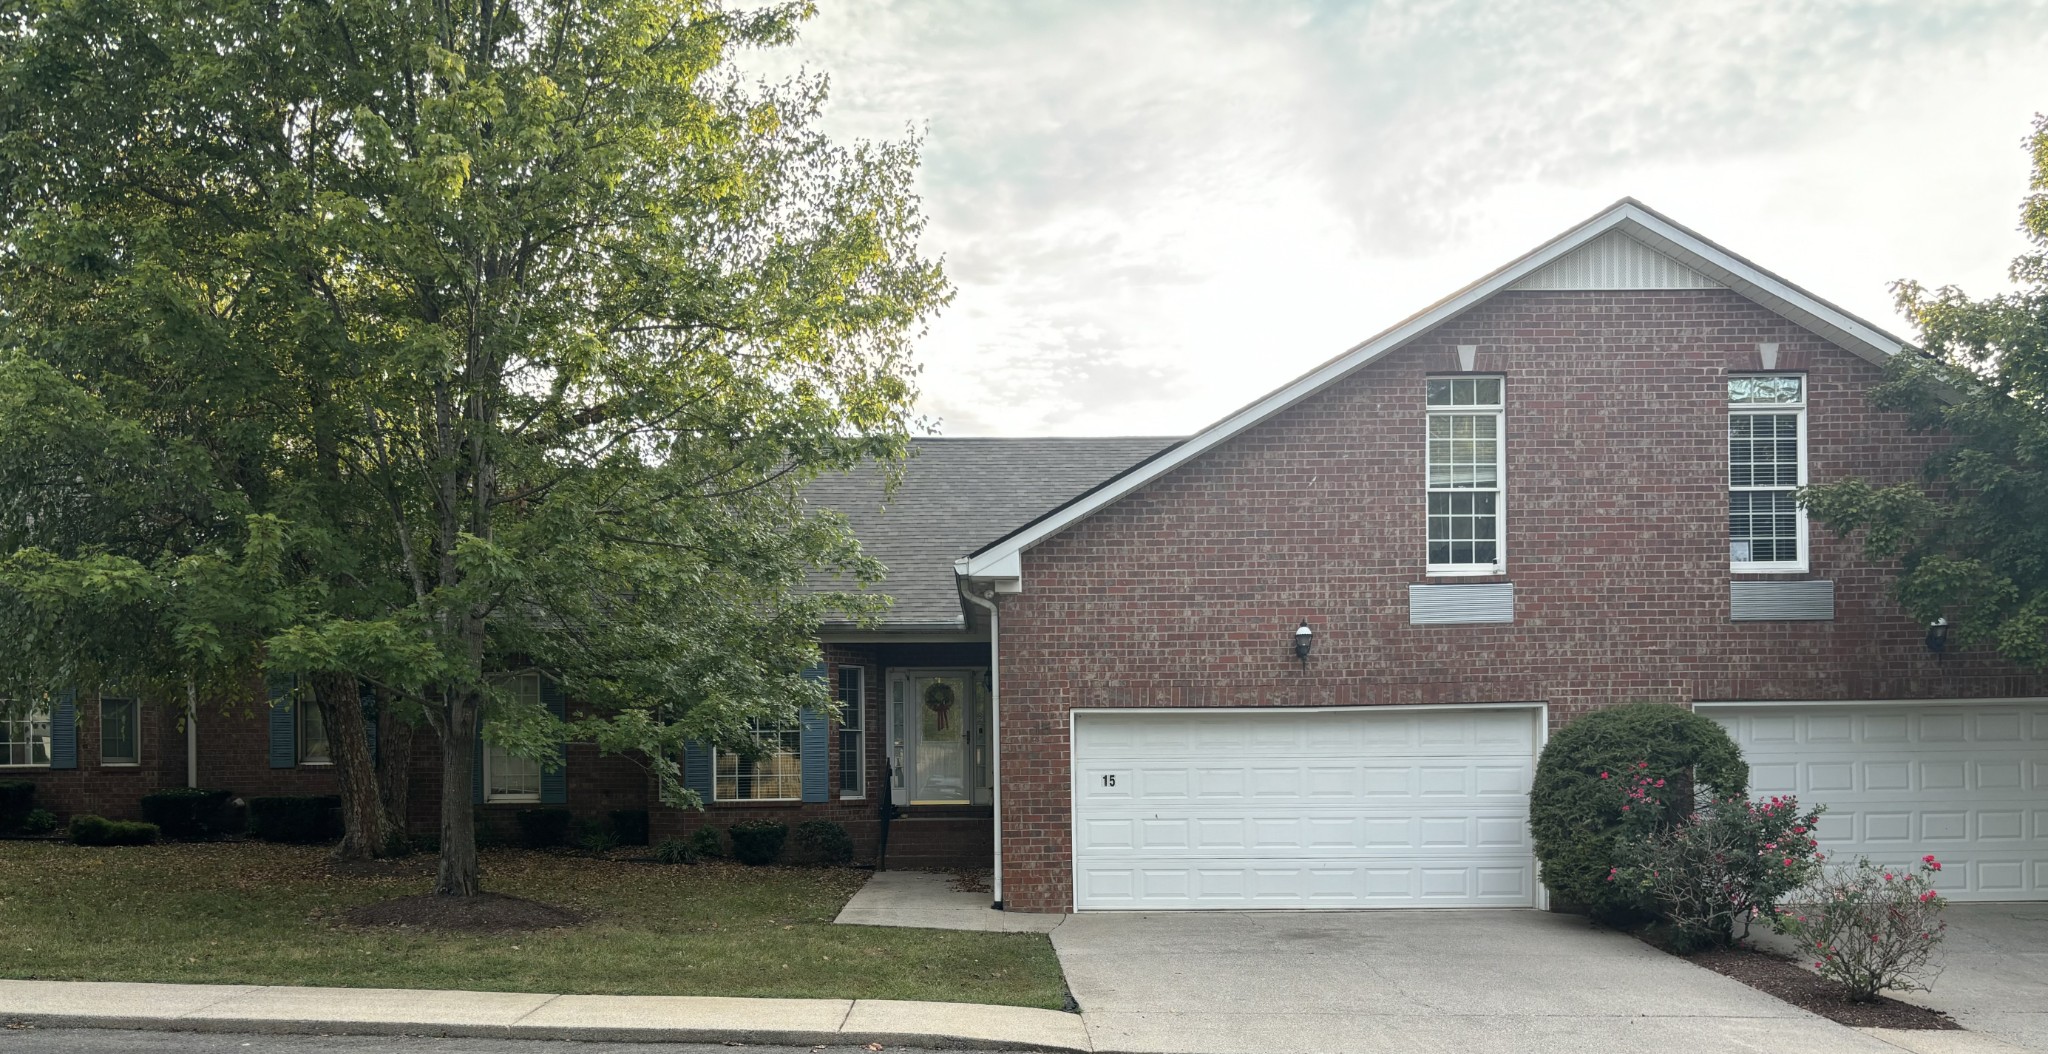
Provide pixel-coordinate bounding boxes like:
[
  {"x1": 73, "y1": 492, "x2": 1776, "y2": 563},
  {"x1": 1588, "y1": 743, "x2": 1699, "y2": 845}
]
[
  {"x1": 471, "y1": 718, "x2": 485, "y2": 805},
  {"x1": 800, "y1": 662, "x2": 829, "y2": 803},
  {"x1": 539, "y1": 678, "x2": 568, "y2": 805},
  {"x1": 358, "y1": 681, "x2": 379, "y2": 765},
  {"x1": 48, "y1": 689, "x2": 77, "y2": 769},
  {"x1": 683, "y1": 742, "x2": 713, "y2": 802},
  {"x1": 267, "y1": 676, "x2": 296, "y2": 768}
]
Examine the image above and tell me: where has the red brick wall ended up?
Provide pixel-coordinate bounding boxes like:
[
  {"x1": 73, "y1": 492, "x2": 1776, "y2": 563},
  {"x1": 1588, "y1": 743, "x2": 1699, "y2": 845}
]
[
  {"x1": 993, "y1": 288, "x2": 2048, "y2": 912},
  {"x1": 2, "y1": 691, "x2": 187, "y2": 821}
]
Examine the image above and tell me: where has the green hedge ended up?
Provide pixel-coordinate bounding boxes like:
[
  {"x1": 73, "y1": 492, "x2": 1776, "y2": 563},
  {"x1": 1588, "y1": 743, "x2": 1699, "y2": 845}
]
[
  {"x1": 246, "y1": 795, "x2": 342, "y2": 843},
  {"x1": 140, "y1": 788, "x2": 235, "y2": 840},
  {"x1": 728, "y1": 819, "x2": 787, "y2": 866},
  {"x1": 69, "y1": 814, "x2": 160, "y2": 846},
  {"x1": 790, "y1": 819, "x2": 854, "y2": 866},
  {"x1": 0, "y1": 781, "x2": 34, "y2": 832},
  {"x1": 1530, "y1": 701, "x2": 1748, "y2": 922}
]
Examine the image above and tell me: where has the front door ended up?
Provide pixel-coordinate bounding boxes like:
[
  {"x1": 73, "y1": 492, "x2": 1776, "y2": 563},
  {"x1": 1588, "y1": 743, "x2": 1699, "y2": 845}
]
[{"x1": 891, "y1": 670, "x2": 989, "y2": 805}]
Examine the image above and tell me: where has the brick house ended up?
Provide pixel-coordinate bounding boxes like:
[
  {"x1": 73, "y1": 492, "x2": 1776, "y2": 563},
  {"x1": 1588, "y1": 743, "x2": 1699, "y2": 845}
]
[{"x1": 7, "y1": 200, "x2": 2045, "y2": 912}]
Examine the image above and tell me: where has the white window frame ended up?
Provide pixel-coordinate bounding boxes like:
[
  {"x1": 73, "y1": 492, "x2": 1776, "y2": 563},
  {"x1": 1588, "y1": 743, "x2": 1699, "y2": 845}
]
[
  {"x1": 715, "y1": 721, "x2": 803, "y2": 803},
  {"x1": 297, "y1": 696, "x2": 332, "y2": 766},
  {"x1": 1425, "y1": 375, "x2": 1507, "y2": 576},
  {"x1": 0, "y1": 705, "x2": 51, "y2": 768},
  {"x1": 484, "y1": 673, "x2": 544, "y2": 803},
  {"x1": 1729, "y1": 374, "x2": 1809, "y2": 574},
  {"x1": 838, "y1": 666, "x2": 865, "y2": 799},
  {"x1": 99, "y1": 696, "x2": 139, "y2": 766}
]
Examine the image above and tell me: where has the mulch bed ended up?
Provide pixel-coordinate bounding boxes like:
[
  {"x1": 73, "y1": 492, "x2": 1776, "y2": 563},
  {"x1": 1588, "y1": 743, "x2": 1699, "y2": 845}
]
[
  {"x1": 341, "y1": 892, "x2": 585, "y2": 934},
  {"x1": 1686, "y1": 947, "x2": 1958, "y2": 1030}
]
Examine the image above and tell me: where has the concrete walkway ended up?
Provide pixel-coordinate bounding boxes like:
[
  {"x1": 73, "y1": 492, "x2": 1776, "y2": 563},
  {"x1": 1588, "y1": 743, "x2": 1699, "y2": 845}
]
[
  {"x1": 834, "y1": 871, "x2": 1066, "y2": 933},
  {"x1": 0, "y1": 980, "x2": 1089, "y2": 1051}
]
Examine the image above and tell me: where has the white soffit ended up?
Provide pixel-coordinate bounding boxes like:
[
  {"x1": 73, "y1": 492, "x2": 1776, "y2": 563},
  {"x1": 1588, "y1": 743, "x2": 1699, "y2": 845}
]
[
  {"x1": 958, "y1": 199, "x2": 1908, "y2": 579},
  {"x1": 1508, "y1": 230, "x2": 1720, "y2": 290}
]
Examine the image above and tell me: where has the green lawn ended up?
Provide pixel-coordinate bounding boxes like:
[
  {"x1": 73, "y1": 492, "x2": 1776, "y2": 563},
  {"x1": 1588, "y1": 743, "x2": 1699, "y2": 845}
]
[{"x1": 0, "y1": 842, "x2": 1068, "y2": 1008}]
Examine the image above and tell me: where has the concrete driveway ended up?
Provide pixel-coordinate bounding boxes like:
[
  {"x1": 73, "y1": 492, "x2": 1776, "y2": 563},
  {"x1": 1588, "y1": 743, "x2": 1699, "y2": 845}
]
[
  {"x1": 1896, "y1": 903, "x2": 2048, "y2": 1051},
  {"x1": 1052, "y1": 909, "x2": 1898, "y2": 1054}
]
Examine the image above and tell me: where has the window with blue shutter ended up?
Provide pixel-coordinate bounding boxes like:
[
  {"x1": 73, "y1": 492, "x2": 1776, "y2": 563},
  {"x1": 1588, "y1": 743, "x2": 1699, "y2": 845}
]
[
  {"x1": 48, "y1": 689, "x2": 77, "y2": 770},
  {"x1": 799, "y1": 663, "x2": 829, "y2": 803},
  {"x1": 267, "y1": 677, "x2": 296, "y2": 768},
  {"x1": 683, "y1": 742, "x2": 714, "y2": 803},
  {"x1": 539, "y1": 677, "x2": 568, "y2": 805}
]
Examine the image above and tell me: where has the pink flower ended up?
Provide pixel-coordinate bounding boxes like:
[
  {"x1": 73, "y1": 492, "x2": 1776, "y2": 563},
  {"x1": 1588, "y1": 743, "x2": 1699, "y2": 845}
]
[
  {"x1": 1919, "y1": 891, "x2": 1937, "y2": 903},
  {"x1": 1884, "y1": 873, "x2": 1894, "y2": 882},
  {"x1": 1600, "y1": 771, "x2": 1610, "y2": 780},
  {"x1": 1930, "y1": 861, "x2": 1943, "y2": 871},
  {"x1": 1622, "y1": 805, "x2": 1631, "y2": 812},
  {"x1": 1654, "y1": 779, "x2": 1665, "y2": 787},
  {"x1": 1637, "y1": 761, "x2": 1648, "y2": 768},
  {"x1": 1922, "y1": 854, "x2": 1936, "y2": 863},
  {"x1": 1783, "y1": 858, "x2": 1794, "y2": 866}
]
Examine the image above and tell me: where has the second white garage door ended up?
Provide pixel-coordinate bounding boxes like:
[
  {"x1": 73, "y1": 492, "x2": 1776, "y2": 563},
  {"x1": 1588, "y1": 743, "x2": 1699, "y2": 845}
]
[{"x1": 1071, "y1": 706, "x2": 1539, "y2": 910}]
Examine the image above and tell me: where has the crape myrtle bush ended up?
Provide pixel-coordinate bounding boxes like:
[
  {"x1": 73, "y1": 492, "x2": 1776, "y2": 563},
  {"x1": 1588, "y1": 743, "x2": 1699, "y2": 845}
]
[
  {"x1": 1529, "y1": 702, "x2": 1748, "y2": 922},
  {"x1": 1776, "y1": 856, "x2": 1949, "y2": 1001},
  {"x1": 1614, "y1": 783, "x2": 1825, "y2": 950}
]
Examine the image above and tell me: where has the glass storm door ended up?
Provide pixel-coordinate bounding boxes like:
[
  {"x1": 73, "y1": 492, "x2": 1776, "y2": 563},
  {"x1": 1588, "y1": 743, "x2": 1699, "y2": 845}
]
[{"x1": 911, "y1": 673, "x2": 971, "y2": 803}]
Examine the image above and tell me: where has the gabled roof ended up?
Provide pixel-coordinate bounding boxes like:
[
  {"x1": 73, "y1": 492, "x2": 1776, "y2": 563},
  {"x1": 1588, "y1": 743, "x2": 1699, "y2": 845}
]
[
  {"x1": 958, "y1": 198, "x2": 1908, "y2": 578},
  {"x1": 806, "y1": 436, "x2": 1181, "y2": 630}
]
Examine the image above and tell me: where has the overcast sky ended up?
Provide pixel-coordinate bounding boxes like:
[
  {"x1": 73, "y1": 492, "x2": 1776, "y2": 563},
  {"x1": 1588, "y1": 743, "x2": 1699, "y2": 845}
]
[{"x1": 744, "y1": 1, "x2": 2048, "y2": 437}]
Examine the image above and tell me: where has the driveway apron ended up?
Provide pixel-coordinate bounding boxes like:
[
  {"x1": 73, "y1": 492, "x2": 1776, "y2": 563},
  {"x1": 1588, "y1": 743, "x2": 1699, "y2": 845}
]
[
  {"x1": 1053, "y1": 908, "x2": 1899, "y2": 1054},
  {"x1": 1898, "y1": 903, "x2": 2048, "y2": 1051}
]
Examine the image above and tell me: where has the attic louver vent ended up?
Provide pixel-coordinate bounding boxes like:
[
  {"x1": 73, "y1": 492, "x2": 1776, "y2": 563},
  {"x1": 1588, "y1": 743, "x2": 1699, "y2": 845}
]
[
  {"x1": 1409, "y1": 583, "x2": 1514, "y2": 625},
  {"x1": 1731, "y1": 580, "x2": 1835, "y2": 621}
]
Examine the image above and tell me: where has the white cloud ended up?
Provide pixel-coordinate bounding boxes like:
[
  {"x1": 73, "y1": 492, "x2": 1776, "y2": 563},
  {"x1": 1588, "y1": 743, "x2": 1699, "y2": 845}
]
[{"x1": 742, "y1": 0, "x2": 2048, "y2": 436}]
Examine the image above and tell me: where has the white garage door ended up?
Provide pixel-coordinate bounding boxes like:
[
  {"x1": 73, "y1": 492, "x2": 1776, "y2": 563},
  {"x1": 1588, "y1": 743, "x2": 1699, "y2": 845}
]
[
  {"x1": 1071, "y1": 707, "x2": 1539, "y2": 910},
  {"x1": 1707, "y1": 702, "x2": 2048, "y2": 901}
]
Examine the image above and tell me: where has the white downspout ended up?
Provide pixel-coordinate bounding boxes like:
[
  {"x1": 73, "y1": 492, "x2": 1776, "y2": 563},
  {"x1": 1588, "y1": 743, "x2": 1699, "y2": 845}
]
[{"x1": 958, "y1": 580, "x2": 1003, "y2": 909}]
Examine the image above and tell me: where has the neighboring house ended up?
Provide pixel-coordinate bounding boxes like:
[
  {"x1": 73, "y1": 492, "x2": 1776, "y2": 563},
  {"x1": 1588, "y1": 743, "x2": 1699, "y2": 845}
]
[{"x1": 7, "y1": 200, "x2": 2046, "y2": 914}]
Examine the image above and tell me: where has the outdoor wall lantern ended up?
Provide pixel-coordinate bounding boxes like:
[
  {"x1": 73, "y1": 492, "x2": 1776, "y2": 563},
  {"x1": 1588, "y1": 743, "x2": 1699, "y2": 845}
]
[
  {"x1": 1925, "y1": 618, "x2": 1950, "y2": 656},
  {"x1": 1293, "y1": 620, "x2": 1314, "y2": 666}
]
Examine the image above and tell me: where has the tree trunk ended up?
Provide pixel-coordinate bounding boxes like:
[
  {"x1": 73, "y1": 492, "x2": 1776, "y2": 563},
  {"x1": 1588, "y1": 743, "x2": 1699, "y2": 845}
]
[
  {"x1": 376, "y1": 697, "x2": 414, "y2": 840},
  {"x1": 435, "y1": 692, "x2": 481, "y2": 895},
  {"x1": 314, "y1": 672, "x2": 404, "y2": 860}
]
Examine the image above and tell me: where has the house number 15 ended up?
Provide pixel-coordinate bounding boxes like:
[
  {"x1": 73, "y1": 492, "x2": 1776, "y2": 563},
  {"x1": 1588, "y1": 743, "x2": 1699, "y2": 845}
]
[{"x1": 1101, "y1": 774, "x2": 1117, "y2": 787}]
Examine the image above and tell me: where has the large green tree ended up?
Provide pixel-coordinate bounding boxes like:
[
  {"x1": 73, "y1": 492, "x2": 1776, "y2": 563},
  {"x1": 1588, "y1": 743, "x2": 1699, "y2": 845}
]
[
  {"x1": 1805, "y1": 115, "x2": 2048, "y2": 668},
  {"x1": 0, "y1": 0, "x2": 946, "y2": 890}
]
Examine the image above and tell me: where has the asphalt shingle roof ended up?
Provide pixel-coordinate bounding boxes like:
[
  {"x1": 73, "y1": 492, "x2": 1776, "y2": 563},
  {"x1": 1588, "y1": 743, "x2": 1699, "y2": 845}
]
[{"x1": 804, "y1": 436, "x2": 1181, "y2": 629}]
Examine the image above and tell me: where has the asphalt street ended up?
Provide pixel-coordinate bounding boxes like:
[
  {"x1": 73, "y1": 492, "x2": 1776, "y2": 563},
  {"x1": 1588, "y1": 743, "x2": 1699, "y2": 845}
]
[{"x1": 0, "y1": 1029, "x2": 979, "y2": 1054}]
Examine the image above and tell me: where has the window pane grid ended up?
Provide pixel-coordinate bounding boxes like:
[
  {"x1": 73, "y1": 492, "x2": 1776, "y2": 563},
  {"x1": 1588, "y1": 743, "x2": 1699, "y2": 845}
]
[
  {"x1": 837, "y1": 667, "x2": 863, "y2": 795},
  {"x1": 1, "y1": 711, "x2": 51, "y2": 767},
  {"x1": 1729, "y1": 377, "x2": 1805, "y2": 567},
  {"x1": 100, "y1": 697, "x2": 138, "y2": 764},
  {"x1": 716, "y1": 723, "x2": 802, "y2": 801},
  {"x1": 1425, "y1": 377, "x2": 1503, "y2": 570}
]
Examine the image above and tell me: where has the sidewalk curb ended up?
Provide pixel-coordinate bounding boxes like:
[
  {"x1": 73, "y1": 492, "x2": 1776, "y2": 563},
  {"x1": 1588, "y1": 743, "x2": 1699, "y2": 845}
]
[{"x1": 0, "y1": 981, "x2": 1092, "y2": 1052}]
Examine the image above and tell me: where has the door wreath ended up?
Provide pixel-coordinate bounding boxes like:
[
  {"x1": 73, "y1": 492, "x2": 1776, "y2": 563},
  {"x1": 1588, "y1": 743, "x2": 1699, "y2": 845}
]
[{"x1": 922, "y1": 682, "x2": 957, "y2": 732}]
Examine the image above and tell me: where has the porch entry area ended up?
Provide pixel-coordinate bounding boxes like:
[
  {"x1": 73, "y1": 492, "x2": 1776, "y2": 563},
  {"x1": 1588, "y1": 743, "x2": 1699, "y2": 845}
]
[{"x1": 887, "y1": 668, "x2": 993, "y2": 806}]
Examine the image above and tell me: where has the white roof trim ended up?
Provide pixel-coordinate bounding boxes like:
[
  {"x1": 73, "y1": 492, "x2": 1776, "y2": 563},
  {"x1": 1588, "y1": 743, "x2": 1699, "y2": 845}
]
[{"x1": 959, "y1": 199, "x2": 1906, "y2": 578}]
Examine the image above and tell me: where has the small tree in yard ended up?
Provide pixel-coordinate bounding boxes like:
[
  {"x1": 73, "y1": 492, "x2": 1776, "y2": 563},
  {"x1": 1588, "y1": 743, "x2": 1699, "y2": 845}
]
[
  {"x1": 0, "y1": 0, "x2": 947, "y2": 890},
  {"x1": 1775, "y1": 857, "x2": 1949, "y2": 1002}
]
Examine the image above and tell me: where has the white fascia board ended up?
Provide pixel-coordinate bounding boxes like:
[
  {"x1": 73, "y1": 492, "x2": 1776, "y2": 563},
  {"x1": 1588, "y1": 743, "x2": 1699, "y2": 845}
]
[{"x1": 963, "y1": 199, "x2": 1908, "y2": 574}]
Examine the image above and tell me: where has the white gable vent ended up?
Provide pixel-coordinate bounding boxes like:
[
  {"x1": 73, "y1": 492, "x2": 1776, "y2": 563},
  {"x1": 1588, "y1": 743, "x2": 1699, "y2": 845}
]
[
  {"x1": 1410, "y1": 583, "x2": 1514, "y2": 625},
  {"x1": 1730, "y1": 580, "x2": 1835, "y2": 621},
  {"x1": 1510, "y1": 230, "x2": 1721, "y2": 291}
]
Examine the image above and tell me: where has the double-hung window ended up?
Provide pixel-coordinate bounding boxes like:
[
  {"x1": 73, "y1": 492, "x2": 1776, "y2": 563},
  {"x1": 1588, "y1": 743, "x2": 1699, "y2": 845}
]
[
  {"x1": 297, "y1": 697, "x2": 332, "y2": 766},
  {"x1": 837, "y1": 667, "x2": 864, "y2": 798},
  {"x1": 100, "y1": 697, "x2": 139, "y2": 765},
  {"x1": 0, "y1": 706, "x2": 50, "y2": 767},
  {"x1": 1426, "y1": 376, "x2": 1505, "y2": 574},
  {"x1": 484, "y1": 673, "x2": 544, "y2": 802},
  {"x1": 716, "y1": 721, "x2": 802, "y2": 802},
  {"x1": 1729, "y1": 375, "x2": 1807, "y2": 572}
]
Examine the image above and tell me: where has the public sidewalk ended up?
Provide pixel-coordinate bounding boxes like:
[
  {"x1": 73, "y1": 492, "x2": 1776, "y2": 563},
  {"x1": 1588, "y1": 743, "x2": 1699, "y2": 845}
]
[{"x1": 0, "y1": 979, "x2": 1090, "y2": 1051}]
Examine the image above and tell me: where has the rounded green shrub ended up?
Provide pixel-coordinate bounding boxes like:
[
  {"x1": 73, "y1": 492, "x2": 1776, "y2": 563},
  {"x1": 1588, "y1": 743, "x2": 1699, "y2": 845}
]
[
  {"x1": 1529, "y1": 701, "x2": 1748, "y2": 922},
  {"x1": 68, "y1": 814, "x2": 160, "y2": 846},
  {"x1": 790, "y1": 819, "x2": 855, "y2": 866},
  {"x1": 727, "y1": 819, "x2": 787, "y2": 866},
  {"x1": 140, "y1": 788, "x2": 234, "y2": 840},
  {"x1": 687, "y1": 825, "x2": 724, "y2": 859},
  {"x1": 21, "y1": 807, "x2": 57, "y2": 834}
]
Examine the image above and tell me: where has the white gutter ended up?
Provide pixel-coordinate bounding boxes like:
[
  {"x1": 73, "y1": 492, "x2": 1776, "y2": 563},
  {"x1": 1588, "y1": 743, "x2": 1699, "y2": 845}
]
[{"x1": 957, "y1": 580, "x2": 1004, "y2": 909}]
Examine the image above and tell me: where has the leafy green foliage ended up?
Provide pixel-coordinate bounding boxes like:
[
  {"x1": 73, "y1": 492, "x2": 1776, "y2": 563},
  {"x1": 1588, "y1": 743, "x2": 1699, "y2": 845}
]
[
  {"x1": 608, "y1": 809, "x2": 650, "y2": 847},
  {"x1": 1804, "y1": 115, "x2": 2048, "y2": 666},
  {"x1": 246, "y1": 796, "x2": 343, "y2": 844},
  {"x1": 20, "y1": 809, "x2": 56, "y2": 835},
  {"x1": 688, "y1": 826, "x2": 725, "y2": 859},
  {"x1": 1775, "y1": 857, "x2": 1948, "y2": 1001},
  {"x1": 1615, "y1": 791, "x2": 1824, "y2": 951},
  {"x1": 653, "y1": 836, "x2": 699, "y2": 865},
  {"x1": 727, "y1": 819, "x2": 787, "y2": 866},
  {"x1": 140, "y1": 789, "x2": 236, "y2": 841},
  {"x1": 516, "y1": 809, "x2": 573, "y2": 850},
  {"x1": 0, "y1": 782, "x2": 32, "y2": 832},
  {"x1": 1529, "y1": 702, "x2": 1749, "y2": 922},
  {"x1": 68, "y1": 815, "x2": 160, "y2": 847},
  {"x1": 0, "y1": 0, "x2": 947, "y2": 887},
  {"x1": 790, "y1": 819, "x2": 854, "y2": 866}
]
